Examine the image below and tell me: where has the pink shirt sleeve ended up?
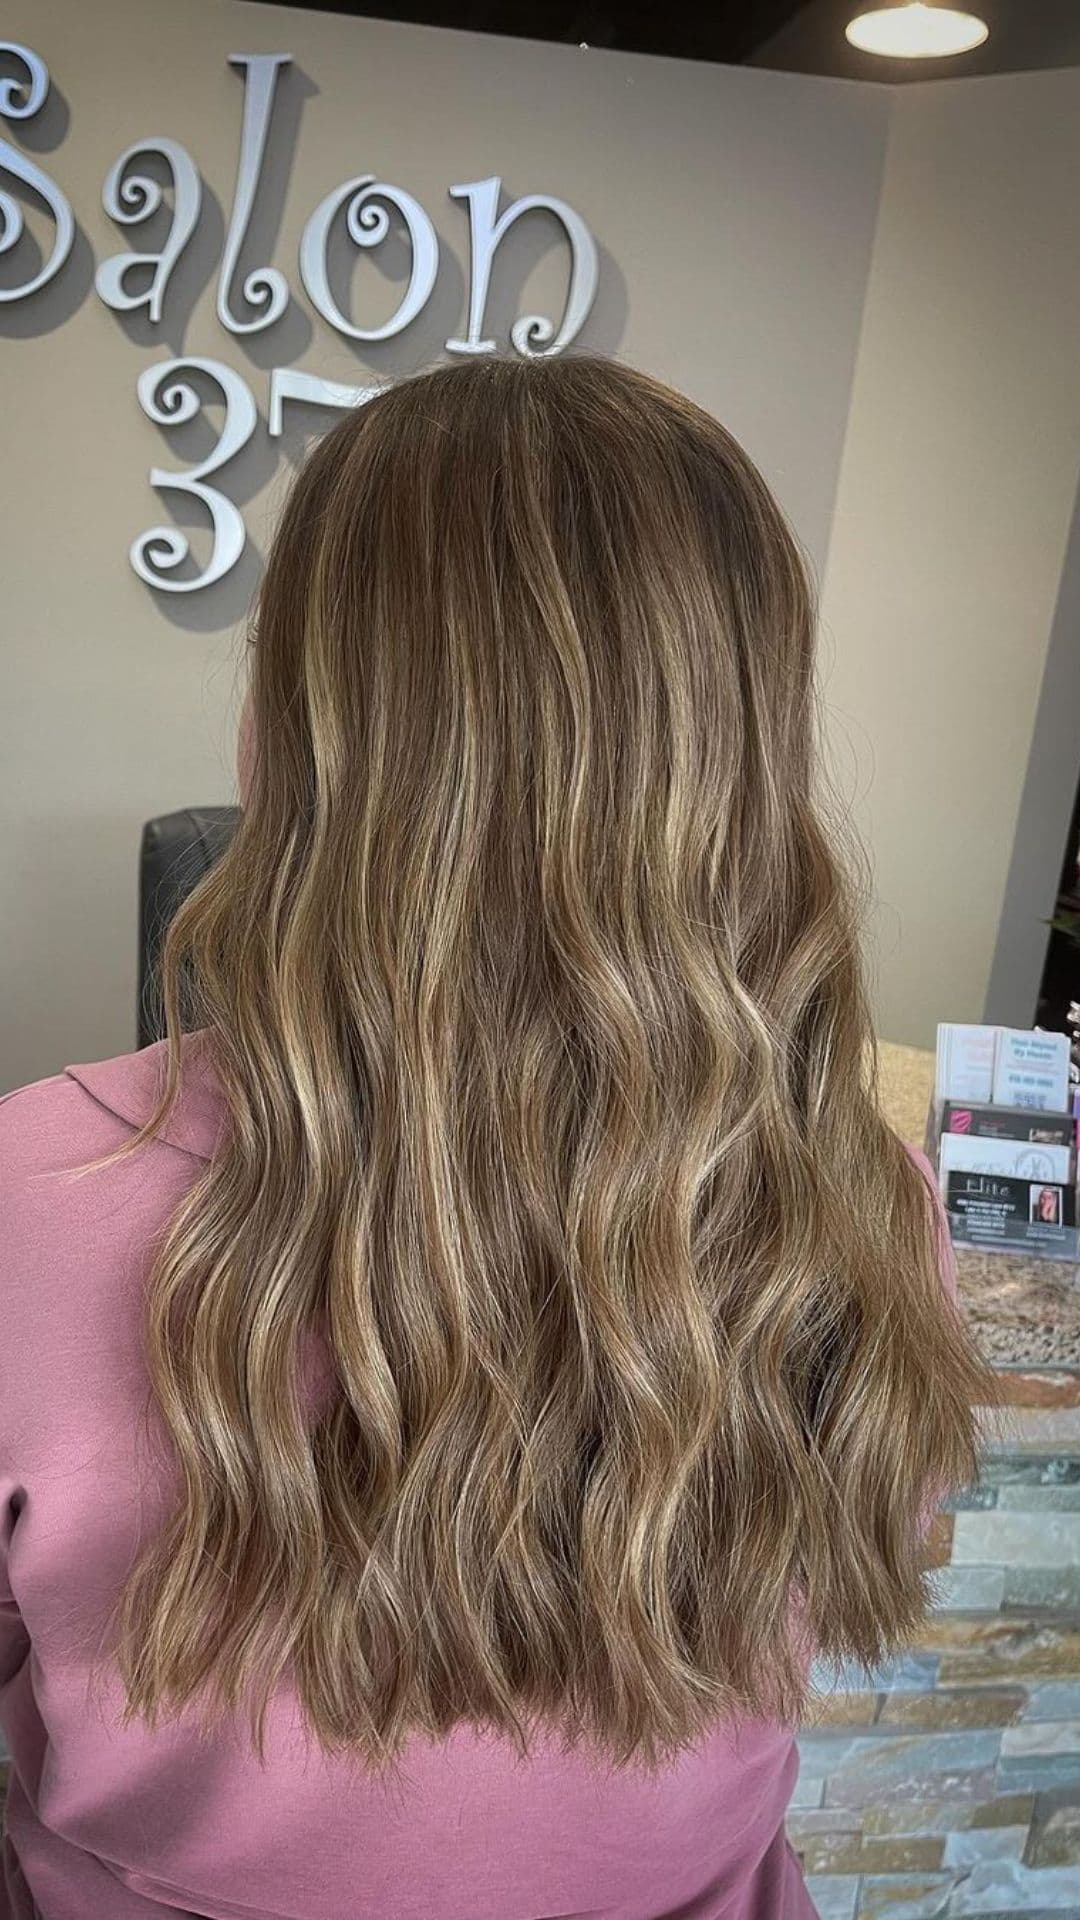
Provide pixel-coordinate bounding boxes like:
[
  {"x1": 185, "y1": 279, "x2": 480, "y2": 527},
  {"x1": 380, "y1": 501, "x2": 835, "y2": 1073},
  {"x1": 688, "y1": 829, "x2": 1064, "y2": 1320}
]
[{"x1": 0, "y1": 1087, "x2": 33, "y2": 1679}]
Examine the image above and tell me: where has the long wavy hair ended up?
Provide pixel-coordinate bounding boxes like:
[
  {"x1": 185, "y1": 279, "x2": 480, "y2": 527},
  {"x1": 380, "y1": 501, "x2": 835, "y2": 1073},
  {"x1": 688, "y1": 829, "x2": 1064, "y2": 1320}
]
[{"x1": 98, "y1": 354, "x2": 991, "y2": 1772}]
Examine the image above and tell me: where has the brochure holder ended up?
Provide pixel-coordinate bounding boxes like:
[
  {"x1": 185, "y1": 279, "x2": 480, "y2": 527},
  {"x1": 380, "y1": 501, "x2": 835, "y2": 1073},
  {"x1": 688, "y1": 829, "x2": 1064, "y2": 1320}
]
[{"x1": 925, "y1": 1026, "x2": 1080, "y2": 1265}]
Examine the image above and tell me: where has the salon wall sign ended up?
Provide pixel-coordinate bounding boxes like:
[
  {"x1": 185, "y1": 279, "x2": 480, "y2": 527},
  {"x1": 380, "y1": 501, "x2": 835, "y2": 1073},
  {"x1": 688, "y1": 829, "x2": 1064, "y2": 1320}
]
[{"x1": 0, "y1": 44, "x2": 600, "y2": 593}]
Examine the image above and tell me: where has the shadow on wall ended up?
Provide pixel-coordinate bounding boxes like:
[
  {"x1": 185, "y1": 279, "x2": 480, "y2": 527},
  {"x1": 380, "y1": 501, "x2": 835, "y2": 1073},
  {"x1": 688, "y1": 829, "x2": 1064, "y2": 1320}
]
[{"x1": 1, "y1": 56, "x2": 628, "y2": 635}]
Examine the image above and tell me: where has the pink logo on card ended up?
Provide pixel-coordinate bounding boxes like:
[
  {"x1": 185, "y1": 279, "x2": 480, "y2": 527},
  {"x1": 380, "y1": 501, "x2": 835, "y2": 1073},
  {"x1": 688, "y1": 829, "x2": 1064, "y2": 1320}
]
[{"x1": 952, "y1": 1110, "x2": 972, "y2": 1133}]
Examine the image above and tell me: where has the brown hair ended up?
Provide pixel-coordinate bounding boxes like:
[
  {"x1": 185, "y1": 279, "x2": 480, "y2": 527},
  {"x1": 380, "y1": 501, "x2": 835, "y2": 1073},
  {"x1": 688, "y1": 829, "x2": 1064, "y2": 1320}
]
[{"x1": 98, "y1": 355, "x2": 991, "y2": 1771}]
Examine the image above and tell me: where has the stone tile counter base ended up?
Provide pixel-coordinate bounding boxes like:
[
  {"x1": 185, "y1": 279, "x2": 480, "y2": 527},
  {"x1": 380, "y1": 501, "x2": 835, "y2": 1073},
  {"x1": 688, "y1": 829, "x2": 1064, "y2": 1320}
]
[{"x1": 793, "y1": 1370, "x2": 1080, "y2": 1918}]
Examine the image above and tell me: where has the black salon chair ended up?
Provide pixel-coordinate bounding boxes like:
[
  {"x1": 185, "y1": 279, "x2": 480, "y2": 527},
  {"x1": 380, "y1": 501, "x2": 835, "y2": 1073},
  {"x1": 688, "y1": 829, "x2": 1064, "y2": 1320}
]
[{"x1": 138, "y1": 808, "x2": 240, "y2": 1047}]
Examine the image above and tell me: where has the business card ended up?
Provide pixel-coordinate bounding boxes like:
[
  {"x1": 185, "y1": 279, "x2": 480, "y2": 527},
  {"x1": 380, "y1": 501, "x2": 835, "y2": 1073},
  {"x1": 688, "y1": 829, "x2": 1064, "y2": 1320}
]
[
  {"x1": 945, "y1": 1170, "x2": 1076, "y2": 1250},
  {"x1": 939, "y1": 1131, "x2": 1072, "y2": 1188},
  {"x1": 990, "y1": 1027, "x2": 1071, "y2": 1114},
  {"x1": 942, "y1": 1102, "x2": 1074, "y2": 1147},
  {"x1": 935, "y1": 1024, "x2": 998, "y2": 1104}
]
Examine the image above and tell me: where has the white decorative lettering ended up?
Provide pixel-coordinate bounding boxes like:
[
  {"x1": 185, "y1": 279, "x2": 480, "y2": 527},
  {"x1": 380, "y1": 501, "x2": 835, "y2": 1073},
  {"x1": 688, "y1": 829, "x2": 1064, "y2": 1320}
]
[
  {"x1": 0, "y1": 44, "x2": 74, "y2": 303},
  {"x1": 446, "y1": 175, "x2": 598, "y2": 357}
]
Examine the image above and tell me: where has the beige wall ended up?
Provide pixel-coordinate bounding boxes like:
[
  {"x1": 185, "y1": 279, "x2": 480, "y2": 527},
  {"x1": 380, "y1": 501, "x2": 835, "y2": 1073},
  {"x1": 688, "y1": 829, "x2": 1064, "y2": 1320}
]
[
  {"x1": 819, "y1": 68, "x2": 1080, "y2": 1044},
  {"x1": 0, "y1": 0, "x2": 891, "y2": 1091},
  {"x1": 1, "y1": 0, "x2": 1077, "y2": 1090}
]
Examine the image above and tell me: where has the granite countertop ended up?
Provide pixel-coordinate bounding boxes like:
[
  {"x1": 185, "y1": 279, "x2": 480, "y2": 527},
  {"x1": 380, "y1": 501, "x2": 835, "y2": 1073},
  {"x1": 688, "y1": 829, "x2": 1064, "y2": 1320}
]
[{"x1": 877, "y1": 1040, "x2": 1080, "y2": 1367}]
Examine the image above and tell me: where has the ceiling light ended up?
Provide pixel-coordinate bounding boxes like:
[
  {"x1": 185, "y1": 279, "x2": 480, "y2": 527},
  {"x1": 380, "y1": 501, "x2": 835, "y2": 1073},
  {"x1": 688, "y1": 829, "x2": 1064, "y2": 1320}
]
[{"x1": 845, "y1": 4, "x2": 989, "y2": 58}]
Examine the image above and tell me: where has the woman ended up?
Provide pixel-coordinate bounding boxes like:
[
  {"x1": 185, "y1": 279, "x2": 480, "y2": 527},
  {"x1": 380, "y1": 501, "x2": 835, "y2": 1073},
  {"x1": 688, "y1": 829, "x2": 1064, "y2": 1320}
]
[
  {"x1": 1034, "y1": 1184, "x2": 1061, "y2": 1225},
  {"x1": 0, "y1": 356, "x2": 990, "y2": 1919}
]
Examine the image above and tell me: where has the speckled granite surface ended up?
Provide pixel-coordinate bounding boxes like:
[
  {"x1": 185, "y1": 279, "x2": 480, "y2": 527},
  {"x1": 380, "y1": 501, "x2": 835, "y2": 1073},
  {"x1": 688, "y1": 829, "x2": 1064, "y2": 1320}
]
[{"x1": 878, "y1": 1042, "x2": 1080, "y2": 1369}]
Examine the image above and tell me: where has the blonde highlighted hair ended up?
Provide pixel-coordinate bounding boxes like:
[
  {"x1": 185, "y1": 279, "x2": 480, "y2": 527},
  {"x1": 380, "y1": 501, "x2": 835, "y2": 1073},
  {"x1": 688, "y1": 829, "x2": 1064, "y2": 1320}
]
[{"x1": 100, "y1": 355, "x2": 991, "y2": 1770}]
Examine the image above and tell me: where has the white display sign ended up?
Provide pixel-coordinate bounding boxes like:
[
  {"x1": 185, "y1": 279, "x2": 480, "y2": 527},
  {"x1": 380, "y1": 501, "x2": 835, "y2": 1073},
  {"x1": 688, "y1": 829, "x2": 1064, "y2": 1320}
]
[{"x1": 0, "y1": 43, "x2": 601, "y2": 593}]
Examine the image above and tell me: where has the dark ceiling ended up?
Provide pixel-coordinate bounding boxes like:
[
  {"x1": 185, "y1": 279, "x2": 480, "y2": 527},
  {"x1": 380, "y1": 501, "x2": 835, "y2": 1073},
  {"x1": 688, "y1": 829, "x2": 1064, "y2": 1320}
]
[
  {"x1": 237, "y1": 1, "x2": 810, "y2": 64},
  {"x1": 238, "y1": 0, "x2": 1080, "y2": 82}
]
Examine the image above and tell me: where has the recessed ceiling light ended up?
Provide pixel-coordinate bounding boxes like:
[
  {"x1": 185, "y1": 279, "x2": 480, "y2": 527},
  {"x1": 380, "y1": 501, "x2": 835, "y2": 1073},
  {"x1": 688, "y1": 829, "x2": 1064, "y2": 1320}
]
[{"x1": 846, "y1": 4, "x2": 989, "y2": 59}]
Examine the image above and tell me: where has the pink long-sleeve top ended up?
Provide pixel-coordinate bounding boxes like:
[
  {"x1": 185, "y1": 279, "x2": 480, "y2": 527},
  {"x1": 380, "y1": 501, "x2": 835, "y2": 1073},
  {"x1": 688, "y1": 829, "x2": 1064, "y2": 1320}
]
[{"x1": 2, "y1": 1031, "x2": 929, "y2": 1920}]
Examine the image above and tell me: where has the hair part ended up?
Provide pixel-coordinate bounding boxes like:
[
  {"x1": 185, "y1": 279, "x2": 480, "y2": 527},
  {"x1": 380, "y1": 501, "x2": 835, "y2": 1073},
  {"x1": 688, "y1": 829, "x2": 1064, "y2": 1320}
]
[{"x1": 93, "y1": 355, "x2": 993, "y2": 1771}]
